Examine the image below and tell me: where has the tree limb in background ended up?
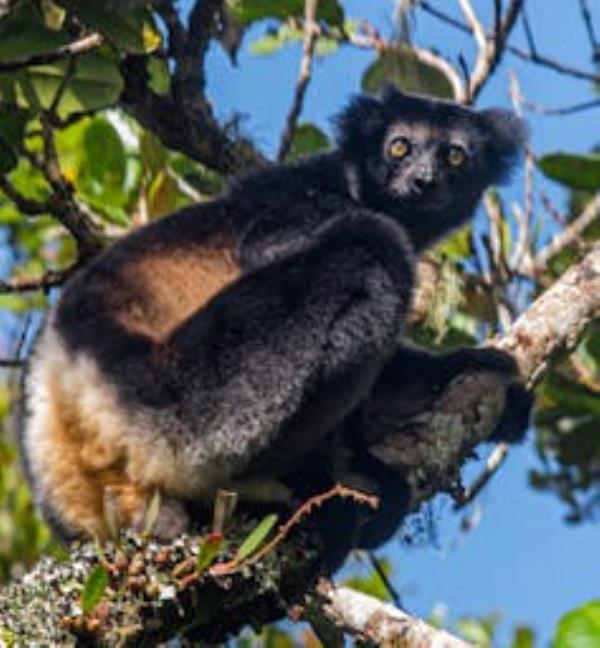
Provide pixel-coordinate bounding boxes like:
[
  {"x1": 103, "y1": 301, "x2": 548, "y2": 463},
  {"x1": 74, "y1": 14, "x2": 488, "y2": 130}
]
[
  {"x1": 522, "y1": 193, "x2": 600, "y2": 276},
  {"x1": 0, "y1": 33, "x2": 103, "y2": 73},
  {"x1": 420, "y1": 1, "x2": 600, "y2": 84},
  {"x1": 277, "y1": 0, "x2": 320, "y2": 161},
  {"x1": 457, "y1": 0, "x2": 524, "y2": 103},
  {"x1": 120, "y1": 0, "x2": 265, "y2": 175}
]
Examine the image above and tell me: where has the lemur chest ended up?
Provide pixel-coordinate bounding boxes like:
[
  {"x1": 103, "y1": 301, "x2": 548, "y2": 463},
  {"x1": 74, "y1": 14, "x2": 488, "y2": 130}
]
[{"x1": 111, "y1": 239, "x2": 241, "y2": 342}]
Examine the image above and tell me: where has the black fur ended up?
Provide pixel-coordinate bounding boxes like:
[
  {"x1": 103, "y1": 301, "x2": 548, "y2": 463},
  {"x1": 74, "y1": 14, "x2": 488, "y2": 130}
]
[{"x1": 27, "y1": 87, "x2": 530, "y2": 562}]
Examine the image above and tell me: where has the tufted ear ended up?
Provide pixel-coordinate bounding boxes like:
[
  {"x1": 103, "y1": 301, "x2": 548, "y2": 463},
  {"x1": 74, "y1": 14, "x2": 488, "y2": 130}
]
[
  {"x1": 478, "y1": 108, "x2": 529, "y2": 184},
  {"x1": 333, "y1": 94, "x2": 386, "y2": 159},
  {"x1": 380, "y1": 83, "x2": 405, "y2": 105}
]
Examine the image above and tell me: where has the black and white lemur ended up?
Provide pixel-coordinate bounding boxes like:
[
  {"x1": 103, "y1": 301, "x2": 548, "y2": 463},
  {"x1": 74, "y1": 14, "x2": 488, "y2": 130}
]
[{"x1": 20, "y1": 86, "x2": 531, "y2": 561}]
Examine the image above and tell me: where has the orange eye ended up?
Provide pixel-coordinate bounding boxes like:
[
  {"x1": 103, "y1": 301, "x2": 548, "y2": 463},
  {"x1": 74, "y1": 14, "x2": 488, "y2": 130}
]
[
  {"x1": 447, "y1": 145, "x2": 466, "y2": 167},
  {"x1": 388, "y1": 137, "x2": 410, "y2": 159}
]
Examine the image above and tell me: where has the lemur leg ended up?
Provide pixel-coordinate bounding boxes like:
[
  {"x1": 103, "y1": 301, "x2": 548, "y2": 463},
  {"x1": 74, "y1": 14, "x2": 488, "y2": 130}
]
[
  {"x1": 157, "y1": 214, "x2": 414, "y2": 494},
  {"x1": 365, "y1": 344, "x2": 532, "y2": 443}
]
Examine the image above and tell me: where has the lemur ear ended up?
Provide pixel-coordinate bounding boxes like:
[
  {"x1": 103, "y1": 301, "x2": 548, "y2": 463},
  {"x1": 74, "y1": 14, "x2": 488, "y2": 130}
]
[
  {"x1": 478, "y1": 108, "x2": 529, "y2": 184},
  {"x1": 381, "y1": 83, "x2": 405, "y2": 105},
  {"x1": 334, "y1": 94, "x2": 386, "y2": 159}
]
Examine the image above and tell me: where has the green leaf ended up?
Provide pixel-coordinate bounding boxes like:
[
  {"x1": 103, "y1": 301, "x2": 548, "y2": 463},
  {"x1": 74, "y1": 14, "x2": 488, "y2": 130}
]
[
  {"x1": 0, "y1": 51, "x2": 124, "y2": 118},
  {"x1": 435, "y1": 225, "x2": 471, "y2": 260},
  {"x1": 555, "y1": 601, "x2": 600, "y2": 648},
  {"x1": 362, "y1": 47, "x2": 455, "y2": 99},
  {"x1": 196, "y1": 532, "x2": 224, "y2": 574},
  {"x1": 0, "y1": 0, "x2": 68, "y2": 62},
  {"x1": 82, "y1": 119, "x2": 126, "y2": 190},
  {"x1": 146, "y1": 57, "x2": 170, "y2": 96},
  {"x1": 235, "y1": 514, "x2": 278, "y2": 561},
  {"x1": 249, "y1": 32, "x2": 285, "y2": 56},
  {"x1": 148, "y1": 170, "x2": 179, "y2": 218},
  {"x1": 511, "y1": 625, "x2": 535, "y2": 648},
  {"x1": 80, "y1": 565, "x2": 109, "y2": 614},
  {"x1": 287, "y1": 123, "x2": 330, "y2": 160},
  {"x1": 140, "y1": 130, "x2": 168, "y2": 179},
  {"x1": 538, "y1": 153, "x2": 600, "y2": 192},
  {"x1": 57, "y1": 1, "x2": 161, "y2": 53},
  {"x1": 231, "y1": 0, "x2": 344, "y2": 26}
]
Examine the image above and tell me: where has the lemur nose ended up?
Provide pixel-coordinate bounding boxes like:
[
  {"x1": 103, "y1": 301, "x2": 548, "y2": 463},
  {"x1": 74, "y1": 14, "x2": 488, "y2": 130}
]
[{"x1": 413, "y1": 175, "x2": 435, "y2": 192}]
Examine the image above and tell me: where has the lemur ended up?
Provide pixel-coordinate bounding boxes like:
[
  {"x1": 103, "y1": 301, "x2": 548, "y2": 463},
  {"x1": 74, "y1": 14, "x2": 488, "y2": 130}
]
[{"x1": 20, "y1": 86, "x2": 530, "y2": 559}]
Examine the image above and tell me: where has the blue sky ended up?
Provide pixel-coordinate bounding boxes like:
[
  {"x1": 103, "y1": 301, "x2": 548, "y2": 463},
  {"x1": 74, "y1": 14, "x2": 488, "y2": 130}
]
[{"x1": 196, "y1": 1, "x2": 600, "y2": 644}]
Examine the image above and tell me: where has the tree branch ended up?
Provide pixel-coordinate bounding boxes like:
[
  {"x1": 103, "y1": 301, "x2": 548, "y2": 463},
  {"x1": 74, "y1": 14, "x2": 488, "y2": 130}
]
[
  {"x1": 314, "y1": 581, "x2": 472, "y2": 647},
  {"x1": 458, "y1": 0, "x2": 524, "y2": 103},
  {"x1": 522, "y1": 193, "x2": 600, "y2": 276},
  {"x1": 277, "y1": 0, "x2": 320, "y2": 161},
  {"x1": 121, "y1": 1, "x2": 265, "y2": 175},
  {"x1": 420, "y1": 1, "x2": 600, "y2": 85},
  {"x1": 2, "y1": 246, "x2": 599, "y2": 644},
  {"x1": 0, "y1": 33, "x2": 102, "y2": 73},
  {"x1": 366, "y1": 245, "x2": 600, "y2": 507}
]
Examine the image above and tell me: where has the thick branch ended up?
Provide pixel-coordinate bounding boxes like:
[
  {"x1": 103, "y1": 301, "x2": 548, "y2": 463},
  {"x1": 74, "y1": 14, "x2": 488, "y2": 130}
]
[
  {"x1": 314, "y1": 581, "x2": 472, "y2": 647},
  {"x1": 366, "y1": 245, "x2": 600, "y2": 506}
]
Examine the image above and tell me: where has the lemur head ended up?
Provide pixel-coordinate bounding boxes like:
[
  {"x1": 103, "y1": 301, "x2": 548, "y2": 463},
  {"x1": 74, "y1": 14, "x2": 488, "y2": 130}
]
[{"x1": 335, "y1": 85, "x2": 527, "y2": 249}]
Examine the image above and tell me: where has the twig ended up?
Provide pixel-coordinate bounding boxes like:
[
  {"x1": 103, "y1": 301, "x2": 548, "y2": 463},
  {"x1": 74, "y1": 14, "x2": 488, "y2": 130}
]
[
  {"x1": 458, "y1": 0, "x2": 524, "y2": 103},
  {"x1": 0, "y1": 176, "x2": 49, "y2": 215},
  {"x1": 520, "y1": 97, "x2": 600, "y2": 116},
  {"x1": 316, "y1": 581, "x2": 473, "y2": 647},
  {"x1": 0, "y1": 33, "x2": 102, "y2": 73},
  {"x1": 420, "y1": 1, "x2": 600, "y2": 84},
  {"x1": 211, "y1": 484, "x2": 378, "y2": 575},
  {"x1": 0, "y1": 266, "x2": 75, "y2": 294},
  {"x1": 412, "y1": 45, "x2": 464, "y2": 99},
  {"x1": 579, "y1": 0, "x2": 599, "y2": 61},
  {"x1": 277, "y1": 0, "x2": 320, "y2": 161},
  {"x1": 453, "y1": 442, "x2": 510, "y2": 509},
  {"x1": 325, "y1": 22, "x2": 464, "y2": 99},
  {"x1": 458, "y1": 0, "x2": 486, "y2": 50},
  {"x1": 523, "y1": 193, "x2": 600, "y2": 276},
  {"x1": 367, "y1": 552, "x2": 403, "y2": 609},
  {"x1": 38, "y1": 115, "x2": 103, "y2": 257}
]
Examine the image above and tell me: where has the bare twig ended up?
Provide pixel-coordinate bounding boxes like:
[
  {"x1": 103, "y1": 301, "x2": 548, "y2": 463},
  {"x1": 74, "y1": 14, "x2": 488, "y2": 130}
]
[
  {"x1": 523, "y1": 194, "x2": 600, "y2": 276},
  {"x1": 327, "y1": 23, "x2": 464, "y2": 99},
  {"x1": 420, "y1": 1, "x2": 600, "y2": 84},
  {"x1": 454, "y1": 442, "x2": 510, "y2": 509},
  {"x1": 458, "y1": 0, "x2": 524, "y2": 103},
  {"x1": 458, "y1": 0, "x2": 486, "y2": 50},
  {"x1": 0, "y1": 33, "x2": 102, "y2": 73},
  {"x1": 0, "y1": 266, "x2": 75, "y2": 294},
  {"x1": 579, "y1": 0, "x2": 599, "y2": 60},
  {"x1": 277, "y1": 0, "x2": 320, "y2": 161},
  {"x1": 367, "y1": 552, "x2": 403, "y2": 609},
  {"x1": 520, "y1": 97, "x2": 600, "y2": 116}
]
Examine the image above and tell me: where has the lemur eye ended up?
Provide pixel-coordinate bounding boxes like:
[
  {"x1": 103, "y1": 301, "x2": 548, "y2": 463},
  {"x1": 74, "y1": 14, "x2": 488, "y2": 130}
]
[
  {"x1": 447, "y1": 145, "x2": 467, "y2": 167},
  {"x1": 388, "y1": 137, "x2": 411, "y2": 160}
]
